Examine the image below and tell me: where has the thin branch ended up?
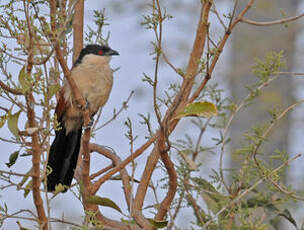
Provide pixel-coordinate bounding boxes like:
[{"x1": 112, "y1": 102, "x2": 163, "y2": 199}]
[
  {"x1": 94, "y1": 90, "x2": 134, "y2": 131},
  {"x1": 189, "y1": 0, "x2": 255, "y2": 103},
  {"x1": 276, "y1": 71, "x2": 304, "y2": 76},
  {"x1": 21, "y1": 0, "x2": 48, "y2": 228},
  {"x1": 0, "y1": 170, "x2": 32, "y2": 177},
  {"x1": 0, "y1": 80, "x2": 23, "y2": 95},
  {"x1": 72, "y1": 0, "x2": 84, "y2": 63},
  {"x1": 184, "y1": 181, "x2": 204, "y2": 224},
  {"x1": 240, "y1": 13, "x2": 304, "y2": 26},
  {"x1": 167, "y1": 191, "x2": 184, "y2": 230},
  {"x1": 155, "y1": 147, "x2": 177, "y2": 221},
  {"x1": 90, "y1": 164, "x2": 113, "y2": 180},
  {"x1": 93, "y1": 133, "x2": 158, "y2": 186},
  {"x1": 211, "y1": 1, "x2": 227, "y2": 31}
]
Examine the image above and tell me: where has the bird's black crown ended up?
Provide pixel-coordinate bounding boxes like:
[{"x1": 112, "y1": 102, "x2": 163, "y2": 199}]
[{"x1": 74, "y1": 44, "x2": 119, "y2": 66}]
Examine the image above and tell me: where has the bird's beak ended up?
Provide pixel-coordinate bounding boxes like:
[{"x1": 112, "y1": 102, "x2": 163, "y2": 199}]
[{"x1": 108, "y1": 49, "x2": 119, "y2": 56}]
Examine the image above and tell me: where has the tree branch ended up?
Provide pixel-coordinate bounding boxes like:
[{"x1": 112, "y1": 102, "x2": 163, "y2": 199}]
[
  {"x1": 23, "y1": 0, "x2": 48, "y2": 228},
  {"x1": 0, "y1": 80, "x2": 23, "y2": 95},
  {"x1": 72, "y1": 0, "x2": 84, "y2": 63},
  {"x1": 240, "y1": 13, "x2": 304, "y2": 26}
]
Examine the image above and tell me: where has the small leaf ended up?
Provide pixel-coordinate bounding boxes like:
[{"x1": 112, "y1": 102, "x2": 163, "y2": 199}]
[
  {"x1": 24, "y1": 180, "x2": 32, "y2": 198},
  {"x1": 86, "y1": 195, "x2": 122, "y2": 213},
  {"x1": 200, "y1": 192, "x2": 220, "y2": 214},
  {"x1": 18, "y1": 66, "x2": 32, "y2": 93},
  {"x1": 192, "y1": 178, "x2": 218, "y2": 195},
  {"x1": 175, "y1": 101, "x2": 217, "y2": 119},
  {"x1": 47, "y1": 84, "x2": 60, "y2": 99},
  {"x1": 54, "y1": 183, "x2": 67, "y2": 195},
  {"x1": 17, "y1": 221, "x2": 30, "y2": 230},
  {"x1": 17, "y1": 168, "x2": 32, "y2": 190},
  {"x1": 6, "y1": 151, "x2": 19, "y2": 168},
  {"x1": 147, "y1": 218, "x2": 168, "y2": 229},
  {"x1": 0, "y1": 114, "x2": 8, "y2": 128},
  {"x1": 8, "y1": 110, "x2": 21, "y2": 139}
]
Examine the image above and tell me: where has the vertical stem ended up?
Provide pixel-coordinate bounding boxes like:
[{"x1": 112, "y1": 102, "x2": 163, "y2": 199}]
[
  {"x1": 23, "y1": 0, "x2": 48, "y2": 228},
  {"x1": 72, "y1": 0, "x2": 84, "y2": 63}
]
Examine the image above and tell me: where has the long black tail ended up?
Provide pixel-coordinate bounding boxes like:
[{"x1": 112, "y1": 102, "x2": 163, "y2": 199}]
[{"x1": 47, "y1": 125, "x2": 82, "y2": 192}]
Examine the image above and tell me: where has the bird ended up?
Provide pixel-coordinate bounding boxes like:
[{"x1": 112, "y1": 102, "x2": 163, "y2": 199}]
[{"x1": 46, "y1": 44, "x2": 119, "y2": 192}]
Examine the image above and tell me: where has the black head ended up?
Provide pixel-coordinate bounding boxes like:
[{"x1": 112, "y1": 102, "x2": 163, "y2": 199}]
[{"x1": 74, "y1": 44, "x2": 119, "y2": 66}]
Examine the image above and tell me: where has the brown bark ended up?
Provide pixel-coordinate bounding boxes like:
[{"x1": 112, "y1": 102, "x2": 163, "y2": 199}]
[
  {"x1": 72, "y1": 0, "x2": 84, "y2": 63},
  {"x1": 23, "y1": 0, "x2": 48, "y2": 228}
]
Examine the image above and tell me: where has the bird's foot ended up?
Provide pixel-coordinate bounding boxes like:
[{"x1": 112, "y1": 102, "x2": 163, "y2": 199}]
[
  {"x1": 83, "y1": 117, "x2": 94, "y2": 130},
  {"x1": 74, "y1": 98, "x2": 89, "y2": 111}
]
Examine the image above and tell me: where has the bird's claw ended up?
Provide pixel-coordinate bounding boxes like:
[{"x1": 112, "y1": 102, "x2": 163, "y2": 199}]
[
  {"x1": 83, "y1": 117, "x2": 94, "y2": 130},
  {"x1": 75, "y1": 98, "x2": 89, "y2": 111}
]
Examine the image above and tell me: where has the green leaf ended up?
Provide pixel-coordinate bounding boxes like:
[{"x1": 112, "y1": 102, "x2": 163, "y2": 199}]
[
  {"x1": 175, "y1": 101, "x2": 217, "y2": 119},
  {"x1": 47, "y1": 84, "x2": 60, "y2": 99},
  {"x1": 18, "y1": 65, "x2": 32, "y2": 93},
  {"x1": 54, "y1": 183, "x2": 67, "y2": 195},
  {"x1": 147, "y1": 218, "x2": 168, "y2": 229},
  {"x1": 86, "y1": 195, "x2": 122, "y2": 213},
  {"x1": 194, "y1": 178, "x2": 227, "y2": 214},
  {"x1": 17, "y1": 221, "x2": 30, "y2": 230},
  {"x1": 0, "y1": 114, "x2": 8, "y2": 128},
  {"x1": 200, "y1": 192, "x2": 220, "y2": 214},
  {"x1": 23, "y1": 180, "x2": 32, "y2": 198},
  {"x1": 8, "y1": 110, "x2": 21, "y2": 139},
  {"x1": 6, "y1": 151, "x2": 19, "y2": 168},
  {"x1": 17, "y1": 168, "x2": 32, "y2": 190}
]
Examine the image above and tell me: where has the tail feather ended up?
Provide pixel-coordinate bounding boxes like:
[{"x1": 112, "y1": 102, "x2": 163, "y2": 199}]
[{"x1": 47, "y1": 125, "x2": 82, "y2": 192}]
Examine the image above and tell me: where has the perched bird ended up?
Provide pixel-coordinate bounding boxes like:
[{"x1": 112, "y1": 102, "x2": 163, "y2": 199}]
[{"x1": 47, "y1": 44, "x2": 119, "y2": 192}]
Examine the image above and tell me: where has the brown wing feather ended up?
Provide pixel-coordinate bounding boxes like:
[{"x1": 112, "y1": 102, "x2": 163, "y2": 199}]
[{"x1": 55, "y1": 89, "x2": 67, "y2": 120}]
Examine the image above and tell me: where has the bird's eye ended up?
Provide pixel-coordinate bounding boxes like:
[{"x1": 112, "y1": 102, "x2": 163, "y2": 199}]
[{"x1": 98, "y1": 50, "x2": 103, "y2": 55}]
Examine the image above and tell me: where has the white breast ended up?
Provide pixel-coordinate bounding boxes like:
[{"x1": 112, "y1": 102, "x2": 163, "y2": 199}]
[{"x1": 64, "y1": 54, "x2": 113, "y2": 115}]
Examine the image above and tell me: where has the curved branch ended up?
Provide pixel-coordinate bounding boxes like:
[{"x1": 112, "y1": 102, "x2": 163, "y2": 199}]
[
  {"x1": 155, "y1": 146, "x2": 177, "y2": 220},
  {"x1": 75, "y1": 143, "x2": 143, "y2": 230},
  {"x1": 94, "y1": 133, "x2": 158, "y2": 185},
  {"x1": 0, "y1": 80, "x2": 23, "y2": 95},
  {"x1": 240, "y1": 13, "x2": 304, "y2": 26},
  {"x1": 189, "y1": 0, "x2": 255, "y2": 103},
  {"x1": 89, "y1": 144, "x2": 133, "y2": 207}
]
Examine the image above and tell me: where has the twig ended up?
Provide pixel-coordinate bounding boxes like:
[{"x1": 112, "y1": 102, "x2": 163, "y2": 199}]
[
  {"x1": 211, "y1": 1, "x2": 227, "y2": 31},
  {"x1": 94, "y1": 90, "x2": 134, "y2": 131},
  {"x1": 90, "y1": 164, "x2": 113, "y2": 180},
  {"x1": 0, "y1": 170, "x2": 32, "y2": 177},
  {"x1": 167, "y1": 191, "x2": 184, "y2": 230},
  {"x1": 276, "y1": 71, "x2": 304, "y2": 76},
  {"x1": 189, "y1": 0, "x2": 255, "y2": 103},
  {"x1": 0, "y1": 80, "x2": 23, "y2": 95},
  {"x1": 184, "y1": 179, "x2": 204, "y2": 224},
  {"x1": 240, "y1": 13, "x2": 304, "y2": 26}
]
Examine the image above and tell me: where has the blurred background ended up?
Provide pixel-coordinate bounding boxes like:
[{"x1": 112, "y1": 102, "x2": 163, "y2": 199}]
[{"x1": 0, "y1": 0, "x2": 304, "y2": 229}]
